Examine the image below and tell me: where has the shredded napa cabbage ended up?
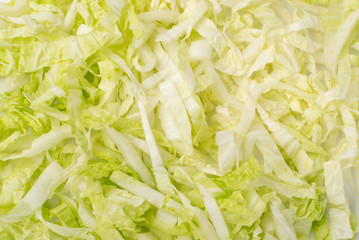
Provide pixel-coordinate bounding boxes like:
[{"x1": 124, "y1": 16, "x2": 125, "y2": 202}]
[{"x1": 0, "y1": 0, "x2": 358, "y2": 239}]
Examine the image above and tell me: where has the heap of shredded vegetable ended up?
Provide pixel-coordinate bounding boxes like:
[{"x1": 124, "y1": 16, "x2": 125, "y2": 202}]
[{"x1": 0, "y1": 0, "x2": 358, "y2": 239}]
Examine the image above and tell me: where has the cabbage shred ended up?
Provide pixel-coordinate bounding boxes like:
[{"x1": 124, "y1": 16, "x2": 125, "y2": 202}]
[{"x1": 0, "y1": 0, "x2": 358, "y2": 239}]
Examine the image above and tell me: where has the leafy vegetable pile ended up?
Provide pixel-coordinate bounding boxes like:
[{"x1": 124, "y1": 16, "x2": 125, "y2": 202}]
[{"x1": 0, "y1": 0, "x2": 359, "y2": 239}]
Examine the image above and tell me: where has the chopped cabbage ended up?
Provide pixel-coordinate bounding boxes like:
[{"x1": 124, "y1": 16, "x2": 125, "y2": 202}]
[{"x1": 0, "y1": 0, "x2": 358, "y2": 239}]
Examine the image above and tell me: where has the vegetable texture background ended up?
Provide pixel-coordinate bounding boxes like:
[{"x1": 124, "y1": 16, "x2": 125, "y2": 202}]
[{"x1": 0, "y1": 0, "x2": 359, "y2": 239}]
